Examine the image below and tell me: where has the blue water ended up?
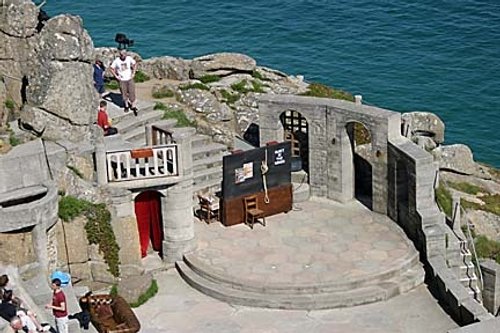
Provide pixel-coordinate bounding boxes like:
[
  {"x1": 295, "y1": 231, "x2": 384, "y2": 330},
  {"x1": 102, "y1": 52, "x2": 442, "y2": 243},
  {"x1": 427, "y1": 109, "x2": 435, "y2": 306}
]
[{"x1": 45, "y1": 0, "x2": 500, "y2": 167}]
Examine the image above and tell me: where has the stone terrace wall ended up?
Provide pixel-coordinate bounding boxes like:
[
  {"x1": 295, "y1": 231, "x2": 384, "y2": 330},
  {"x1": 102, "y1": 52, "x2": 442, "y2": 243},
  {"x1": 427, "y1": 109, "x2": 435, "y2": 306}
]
[{"x1": 388, "y1": 136, "x2": 491, "y2": 325}]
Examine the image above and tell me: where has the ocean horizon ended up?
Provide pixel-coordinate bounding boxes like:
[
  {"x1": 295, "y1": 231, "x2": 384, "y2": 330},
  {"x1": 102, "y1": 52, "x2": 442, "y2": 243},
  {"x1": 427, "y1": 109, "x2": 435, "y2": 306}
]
[{"x1": 45, "y1": 0, "x2": 500, "y2": 167}]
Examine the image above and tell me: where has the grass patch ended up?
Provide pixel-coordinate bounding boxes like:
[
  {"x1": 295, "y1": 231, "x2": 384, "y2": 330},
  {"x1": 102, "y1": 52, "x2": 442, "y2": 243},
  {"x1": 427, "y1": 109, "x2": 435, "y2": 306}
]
[
  {"x1": 220, "y1": 89, "x2": 240, "y2": 104},
  {"x1": 152, "y1": 87, "x2": 174, "y2": 99},
  {"x1": 130, "y1": 280, "x2": 158, "y2": 308},
  {"x1": 155, "y1": 102, "x2": 195, "y2": 127},
  {"x1": 475, "y1": 235, "x2": 500, "y2": 264},
  {"x1": 251, "y1": 80, "x2": 265, "y2": 93},
  {"x1": 179, "y1": 82, "x2": 209, "y2": 91},
  {"x1": 199, "y1": 75, "x2": 221, "y2": 84},
  {"x1": 58, "y1": 195, "x2": 120, "y2": 277},
  {"x1": 252, "y1": 70, "x2": 270, "y2": 81},
  {"x1": 230, "y1": 79, "x2": 266, "y2": 94},
  {"x1": 153, "y1": 102, "x2": 168, "y2": 111},
  {"x1": 436, "y1": 183, "x2": 453, "y2": 218},
  {"x1": 447, "y1": 181, "x2": 486, "y2": 195},
  {"x1": 9, "y1": 135, "x2": 20, "y2": 146},
  {"x1": 67, "y1": 165, "x2": 84, "y2": 179},
  {"x1": 354, "y1": 123, "x2": 371, "y2": 145},
  {"x1": 4, "y1": 99, "x2": 16, "y2": 111},
  {"x1": 105, "y1": 80, "x2": 119, "y2": 90},
  {"x1": 110, "y1": 284, "x2": 118, "y2": 297},
  {"x1": 300, "y1": 83, "x2": 355, "y2": 102},
  {"x1": 134, "y1": 70, "x2": 150, "y2": 83},
  {"x1": 462, "y1": 194, "x2": 500, "y2": 216}
]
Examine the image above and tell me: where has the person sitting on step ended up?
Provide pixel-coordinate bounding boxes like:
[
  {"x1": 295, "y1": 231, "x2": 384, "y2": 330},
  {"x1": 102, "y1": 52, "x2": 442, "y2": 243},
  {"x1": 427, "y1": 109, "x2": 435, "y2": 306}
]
[{"x1": 97, "y1": 101, "x2": 118, "y2": 136}]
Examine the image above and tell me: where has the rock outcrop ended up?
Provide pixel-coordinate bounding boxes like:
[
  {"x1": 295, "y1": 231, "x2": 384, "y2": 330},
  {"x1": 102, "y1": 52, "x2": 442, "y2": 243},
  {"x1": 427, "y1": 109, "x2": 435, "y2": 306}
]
[
  {"x1": 0, "y1": 1, "x2": 97, "y2": 142},
  {"x1": 402, "y1": 111, "x2": 445, "y2": 144},
  {"x1": 190, "y1": 52, "x2": 256, "y2": 79}
]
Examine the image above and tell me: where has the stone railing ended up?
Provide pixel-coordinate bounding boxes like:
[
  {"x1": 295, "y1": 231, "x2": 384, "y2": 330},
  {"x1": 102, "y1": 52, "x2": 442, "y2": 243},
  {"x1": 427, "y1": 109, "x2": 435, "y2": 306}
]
[{"x1": 105, "y1": 144, "x2": 178, "y2": 182}]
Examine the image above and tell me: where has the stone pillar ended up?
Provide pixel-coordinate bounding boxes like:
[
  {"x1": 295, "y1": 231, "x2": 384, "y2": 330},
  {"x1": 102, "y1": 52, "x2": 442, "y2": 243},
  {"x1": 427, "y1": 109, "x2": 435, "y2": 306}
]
[
  {"x1": 32, "y1": 223, "x2": 49, "y2": 276},
  {"x1": 95, "y1": 141, "x2": 107, "y2": 186},
  {"x1": 354, "y1": 95, "x2": 363, "y2": 105},
  {"x1": 162, "y1": 180, "x2": 195, "y2": 263},
  {"x1": 258, "y1": 103, "x2": 282, "y2": 146},
  {"x1": 172, "y1": 127, "x2": 195, "y2": 177},
  {"x1": 480, "y1": 260, "x2": 500, "y2": 315},
  {"x1": 145, "y1": 125, "x2": 152, "y2": 146}
]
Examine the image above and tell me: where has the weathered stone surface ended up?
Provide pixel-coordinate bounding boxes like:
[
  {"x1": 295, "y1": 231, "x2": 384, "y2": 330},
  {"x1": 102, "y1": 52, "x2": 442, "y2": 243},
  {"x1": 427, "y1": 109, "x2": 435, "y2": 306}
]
[
  {"x1": 416, "y1": 135, "x2": 437, "y2": 151},
  {"x1": 90, "y1": 261, "x2": 115, "y2": 284},
  {"x1": 111, "y1": 216, "x2": 142, "y2": 266},
  {"x1": 120, "y1": 264, "x2": 145, "y2": 278},
  {"x1": 178, "y1": 88, "x2": 232, "y2": 122},
  {"x1": 56, "y1": 217, "x2": 89, "y2": 264},
  {"x1": 69, "y1": 262, "x2": 92, "y2": 281},
  {"x1": 432, "y1": 144, "x2": 478, "y2": 175},
  {"x1": 0, "y1": 0, "x2": 38, "y2": 38},
  {"x1": 467, "y1": 210, "x2": 500, "y2": 242},
  {"x1": 402, "y1": 111, "x2": 445, "y2": 144},
  {"x1": 117, "y1": 273, "x2": 153, "y2": 304},
  {"x1": 140, "y1": 56, "x2": 191, "y2": 81},
  {"x1": 0, "y1": 231, "x2": 36, "y2": 266},
  {"x1": 190, "y1": 53, "x2": 256, "y2": 79},
  {"x1": 38, "y1": 15, "x2": 94, "y2": 61}
]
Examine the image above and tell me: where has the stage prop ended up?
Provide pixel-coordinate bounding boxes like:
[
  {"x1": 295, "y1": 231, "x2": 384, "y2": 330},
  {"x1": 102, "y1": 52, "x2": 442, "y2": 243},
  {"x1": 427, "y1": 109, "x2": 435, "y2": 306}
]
[{"x1": 221, "y1": 141, "x2": 292, "y2": 226}]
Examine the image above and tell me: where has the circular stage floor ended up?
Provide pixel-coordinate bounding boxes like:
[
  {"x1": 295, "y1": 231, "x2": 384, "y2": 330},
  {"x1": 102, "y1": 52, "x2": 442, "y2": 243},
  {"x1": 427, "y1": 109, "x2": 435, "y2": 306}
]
[{"x1": 178, "y1": 199, "x2": 424, "y2": 310}]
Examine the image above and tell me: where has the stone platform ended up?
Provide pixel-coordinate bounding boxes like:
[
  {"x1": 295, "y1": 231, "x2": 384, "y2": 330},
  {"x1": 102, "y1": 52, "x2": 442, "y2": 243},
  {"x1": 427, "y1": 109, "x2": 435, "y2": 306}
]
[{"x1": 177, "y1": 199, "x2": 425, "y2": 310}]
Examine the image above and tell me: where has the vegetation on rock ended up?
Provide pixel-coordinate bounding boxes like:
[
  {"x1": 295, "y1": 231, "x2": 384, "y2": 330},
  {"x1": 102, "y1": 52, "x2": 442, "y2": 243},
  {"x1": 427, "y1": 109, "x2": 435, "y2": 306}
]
[
  {"x1": 152, "y1": 87, "x2": 174, "y2": 99},
  {"x1": 199, "y1": 75, "x2": 221, "y2": 84},
  {"x1": 436, "y1": 183, "x2": 453, "y2": 218},
  {"x1": 154, "y1": 102, "x2": 195, "y2": 127},
  {"x1": 4, "y1": 99, "x2": 16, "y2": 111},
  {"x1": 252, "y1": 70, "x2": 270, "y2": 81},
  {"x1": 58, "y1": 195, "x2": 121, "y2": 277},
  {"x1": 474, "y1": 235, "x2": 500, "y2": 264},
  {"x1": 134, "y1": 70, "x2": 150, "y2": 83},
  {"x1": 105, "y1": 80, "x2": 119, "y2": 90},
  {"x1": 220, "y1": 89, "x2": 240, "y2": 104},
  {"x1": 179, "y1": 82, "x2": 209, "y2": 91},
  {"x1": 130, "y1": 279, "x2": 158, "y2": 308},
  {"x1": 300, "y1": 83, "x2": 354, "y2": 102},
  {"x1": 462, "y1": 194, "x2": 500, "y2": 216},
  {"x1": 447, "y1": 181, "x2": 485, "y2": 195},
  {"x1": 230, "y1": 79, "x2": 265, "y2": 94}
]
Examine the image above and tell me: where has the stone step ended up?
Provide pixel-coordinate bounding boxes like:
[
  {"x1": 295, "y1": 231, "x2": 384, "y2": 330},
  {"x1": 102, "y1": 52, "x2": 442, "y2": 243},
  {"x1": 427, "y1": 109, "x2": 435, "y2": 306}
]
[
  {"x1": 193, "y1": 166, "x2": 223, "y2": 185},
  {"x1": 107, "y1": 99, "x2": 156, "y2": 121},
  {"x1": 182, "y1": 252, "x2": 421, "y2": 295},
  {"x1": 115, "y1": 109, "x2": 162, "y2": 134},
  {"x1": 122, "y1": 126, "x2": 146, "y2": 146},
  {"x1": 176, "y1": 260, "x2": 424, "y2": 310},
  {"x1": 193, "y1": 154, "x2": 223, "y2": 171},
  {"x1": 192, "y1": 179, "x2": 222, "y2": 195},
  {"x1": 191, "y1": 134, "x2": 213, "y2": 149},
  {"x1": 192, "y1": 143, "x2": 227, "y2": 161}
]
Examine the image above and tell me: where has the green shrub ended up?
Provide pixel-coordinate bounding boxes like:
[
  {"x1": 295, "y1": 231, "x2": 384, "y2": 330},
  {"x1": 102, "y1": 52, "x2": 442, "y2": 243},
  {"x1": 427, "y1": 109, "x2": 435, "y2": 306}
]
[
  {"x1": 448, "y1": 182, "x2": 486, "y2": 195},
  {"x1": 105, "y1": 80, "x2": 120, "y2": 90},
  {"x1": 436, "y1": 183, "x2": 453, "y2": 217},
  {"x1": 231, "y1": 80, "x2": 250, "y2": 93},
  {"x1": 4, "y1": 99, "x2": 16, "y2": 111},
  {"x1": 153, "y1": 102, "x2": 168, "y2": 111},
  {"x1": 134, "y1": 70, "x2": 150, "y2": 83},
  {"x1": 179, "y1": 83, "x2": 209, "y2": 91},
  {"x1": 252, "y1": 70, "x2": 270, "y2": 81},
  {"x1": 162, "y1": 108, "x2": 196, "y2": 127},
  {"x1": 251, "y1": 80, "x2": 265, "y2": 93},
  {"x1": 58, "y1": 196, "x2": 120, "y2": 277},
  {"x1": 9, "y1": 135, "x2": 20, "y2": 147},
  {"x1": 199, "y1": 75, "x2": 221, "y2": 84},
  {"x1": 110, "y1": 284, "x2": 118, "y2": 297},
  {"x1": 152, "y1": 87, "x2": 174, "y2": 99},
  {"x1": 462, "y1": 194, "x2": 500, "y2": 216},
  {"x1": 220, "y1": 89, "x2": 240, "y2": 104},
  {"x1": 475, "y1": 235, "x2": 500, "y2": 264},
  {"x1": 354, "y1": 122, "x2": 371, "y2": 145},
  {"x1": 130, "y1": 280, "x2": 158, "y2": 308},
  {"x1": 300, "y1": 83, "x2": 355, "y2": 102}
]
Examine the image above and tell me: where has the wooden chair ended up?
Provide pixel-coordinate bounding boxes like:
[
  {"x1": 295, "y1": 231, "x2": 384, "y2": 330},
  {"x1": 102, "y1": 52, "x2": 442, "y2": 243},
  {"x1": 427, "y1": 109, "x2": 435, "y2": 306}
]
[
  {"x1": 197, "y1": 194, "x2": 220, "y2": 224},
  {"x1": 243, "y1": 195, "x2": 266, "y2": 229}
]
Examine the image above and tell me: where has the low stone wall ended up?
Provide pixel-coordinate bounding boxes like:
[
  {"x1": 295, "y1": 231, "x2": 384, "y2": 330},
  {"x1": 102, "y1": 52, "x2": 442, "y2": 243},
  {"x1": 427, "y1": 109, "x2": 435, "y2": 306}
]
[{"x1": 388, "y1": 137, "x2": 492, "y2": 325}]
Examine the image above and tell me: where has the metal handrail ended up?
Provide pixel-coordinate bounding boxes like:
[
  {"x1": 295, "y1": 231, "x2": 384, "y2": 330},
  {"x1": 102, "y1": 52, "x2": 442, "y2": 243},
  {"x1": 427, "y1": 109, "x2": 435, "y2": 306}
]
[{"x1": 460, "y1": 205, "x2": 484, "y2": 291}]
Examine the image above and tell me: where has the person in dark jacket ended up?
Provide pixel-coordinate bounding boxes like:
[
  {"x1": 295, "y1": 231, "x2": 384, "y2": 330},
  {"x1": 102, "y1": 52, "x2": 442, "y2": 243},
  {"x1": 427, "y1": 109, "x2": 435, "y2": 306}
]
[{"x1": 93, "y1": 59, "x2": 108, "y2": 98}]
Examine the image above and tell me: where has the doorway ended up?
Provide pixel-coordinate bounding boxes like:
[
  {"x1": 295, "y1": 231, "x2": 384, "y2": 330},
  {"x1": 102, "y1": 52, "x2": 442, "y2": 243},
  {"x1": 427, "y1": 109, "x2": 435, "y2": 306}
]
[{"x1": 134, "y1": 191, "x2": 163, "y2": 258}]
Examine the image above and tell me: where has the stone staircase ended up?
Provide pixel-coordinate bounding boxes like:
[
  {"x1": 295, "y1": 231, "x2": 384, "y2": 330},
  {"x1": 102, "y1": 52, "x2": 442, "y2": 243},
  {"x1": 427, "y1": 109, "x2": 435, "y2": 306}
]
[
  {"x1": 458, "y1": 240, "x2": 482, "y2": 301},
  {"x1": 176, "y1": 252, "x2": 424, "y2": 310},
  {"x1": 191, "y1": 134, "x2": 227, "y2": 194}
]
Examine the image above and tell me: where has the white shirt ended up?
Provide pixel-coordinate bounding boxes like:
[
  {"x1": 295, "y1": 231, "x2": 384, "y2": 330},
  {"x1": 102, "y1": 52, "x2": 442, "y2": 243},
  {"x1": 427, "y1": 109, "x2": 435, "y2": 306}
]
[{"x1": 111, "y1": 56, "x2": 136, "y2": 81}]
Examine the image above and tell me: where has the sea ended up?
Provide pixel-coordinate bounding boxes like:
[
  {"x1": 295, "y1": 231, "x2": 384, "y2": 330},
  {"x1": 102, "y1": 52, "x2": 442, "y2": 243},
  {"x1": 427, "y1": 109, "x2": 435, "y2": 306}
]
[{"x1": 44, "y1": 0, "x2": 500, "y2": 167}]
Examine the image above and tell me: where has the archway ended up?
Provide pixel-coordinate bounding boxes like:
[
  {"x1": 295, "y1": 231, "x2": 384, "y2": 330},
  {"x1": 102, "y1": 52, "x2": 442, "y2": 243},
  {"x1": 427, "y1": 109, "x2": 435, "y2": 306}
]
[
  {"x1": 134, "y1": 191, "x2": 164, "y2": 258},
  {"x1": 280, "y1": 110, "x2": 309, "y2": 173},
  {"x1": 345, "y1": 122, "x2": 373, "y2": 209}
]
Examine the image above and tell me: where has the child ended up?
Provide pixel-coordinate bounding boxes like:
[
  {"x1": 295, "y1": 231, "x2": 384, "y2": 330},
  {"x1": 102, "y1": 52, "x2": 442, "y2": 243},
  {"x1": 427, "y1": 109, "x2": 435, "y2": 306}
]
[
  {"x1": 93, "y1": 59, "x2": 108, "y2": 99},
  {"x1": 97, "y1": 101, "x2": 118, "y2": 136}
]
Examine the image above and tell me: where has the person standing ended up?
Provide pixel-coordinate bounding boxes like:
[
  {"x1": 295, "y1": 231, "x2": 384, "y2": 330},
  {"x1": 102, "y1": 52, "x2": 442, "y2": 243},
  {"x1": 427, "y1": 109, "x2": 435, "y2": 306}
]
[
  {"x1": 45, "y1": 278, "x2": 68, "y2": 333},
  {"x1": 110, "y1": 50, "x2": 138, "y2": 114},
  {"x1": 92, "y1": 59, "x2": 108, "y2": 98}
]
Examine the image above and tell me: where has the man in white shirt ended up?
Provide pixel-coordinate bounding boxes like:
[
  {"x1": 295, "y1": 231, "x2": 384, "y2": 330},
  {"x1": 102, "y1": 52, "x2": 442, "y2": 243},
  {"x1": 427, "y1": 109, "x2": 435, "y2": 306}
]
[{"x1": 110, "y1": 50, "x2": 138, "y2": 114}]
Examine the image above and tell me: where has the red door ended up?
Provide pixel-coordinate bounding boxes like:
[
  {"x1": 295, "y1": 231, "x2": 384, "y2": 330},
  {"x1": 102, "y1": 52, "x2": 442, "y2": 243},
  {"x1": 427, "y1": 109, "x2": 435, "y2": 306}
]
[{"x1": 134, "y1": 191, "x2": 163, "y2": 258}]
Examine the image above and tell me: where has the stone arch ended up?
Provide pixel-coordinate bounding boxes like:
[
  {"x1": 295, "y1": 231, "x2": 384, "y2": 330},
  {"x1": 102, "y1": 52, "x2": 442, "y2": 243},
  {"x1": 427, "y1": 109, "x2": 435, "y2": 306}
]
[
  {"x1": 279, "y1": 110, "x2": 309, "y2": 173},
  {"x1": 345, "y1": 121, "x2": 373, "y2": 209},
  {"x1": 134, "y1": 190, "x2": 164, "y2": 258}
]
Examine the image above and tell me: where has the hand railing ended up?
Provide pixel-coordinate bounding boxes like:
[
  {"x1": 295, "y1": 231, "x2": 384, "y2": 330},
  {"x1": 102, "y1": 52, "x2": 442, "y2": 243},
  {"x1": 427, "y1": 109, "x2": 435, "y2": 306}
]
[{"x1": 105, "y1": 144, "x2": 178, "y2": 182}]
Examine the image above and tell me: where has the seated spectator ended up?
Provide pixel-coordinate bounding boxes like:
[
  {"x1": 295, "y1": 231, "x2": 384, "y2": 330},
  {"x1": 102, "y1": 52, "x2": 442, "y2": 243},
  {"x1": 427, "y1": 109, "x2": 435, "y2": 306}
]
[
  {"x1": 1, "y1": 290, "x2": 45, "y2": 332},
  {"x1": 97, "y1": 101, "x2": 118, "y2": 136}
]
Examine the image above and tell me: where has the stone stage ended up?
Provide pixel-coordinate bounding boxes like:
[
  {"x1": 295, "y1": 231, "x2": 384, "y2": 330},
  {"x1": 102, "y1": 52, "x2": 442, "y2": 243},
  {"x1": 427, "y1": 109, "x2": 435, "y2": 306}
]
[{"x1": 177, "y1": 199, "x2": 425, "y2": 310}]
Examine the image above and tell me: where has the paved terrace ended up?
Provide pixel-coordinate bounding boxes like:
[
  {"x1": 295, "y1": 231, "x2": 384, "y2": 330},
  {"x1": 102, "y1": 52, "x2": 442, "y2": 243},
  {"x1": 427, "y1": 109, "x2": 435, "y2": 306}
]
[{"x1": 136, "y1": 198, "x2": 458, "y2": 332}]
